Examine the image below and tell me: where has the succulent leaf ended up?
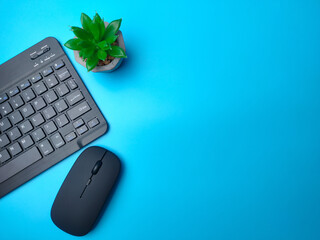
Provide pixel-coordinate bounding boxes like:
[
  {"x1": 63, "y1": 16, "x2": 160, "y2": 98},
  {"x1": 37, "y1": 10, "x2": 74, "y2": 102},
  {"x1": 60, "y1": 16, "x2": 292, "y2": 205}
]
[
  {"x1": 93, "y1": 13, "x2": 105, "y2": 41},
  {"x1": 80, "y1": 13, "x2": 92, "y2": 32},
  {"x1": 105, "y1": 34, "x2": 118, "y2": 44},
  {"x1": 97, "y1": 40, "x2": 107, "y2": 49},
  {"x1": 78, "y1": 40, "x2": 94, "y2": 48},
  {"x1": 86, "y1": 55, "x2": 99, "y2": 72},
  {"x1": 71, "y1": 26, "x2": 91, "y2": 41},
  {"x1": 108, "y1": 45, "x2": 127, "y2": 58},
  {"x1": 64, "y1": 39, "x2": 82, "y2": 50},
  {"x1": 97, "y1": 41, "x2": 111, "y2": 51},
  {"x1": 99, "y1": 20, "x2": 106, "y2": 41},
  {"x1": 79, "y1": 50, "x2": 84, "y2": 59},
  {"x1": 97, "y1": 49, "x2": 107, "y2": 60},
  {"x1": 92, "y1": 13, "x2": 103, "y2": 41},
  {"x1": 104, "y1": 19, "x2": 122, "y2": 41}
]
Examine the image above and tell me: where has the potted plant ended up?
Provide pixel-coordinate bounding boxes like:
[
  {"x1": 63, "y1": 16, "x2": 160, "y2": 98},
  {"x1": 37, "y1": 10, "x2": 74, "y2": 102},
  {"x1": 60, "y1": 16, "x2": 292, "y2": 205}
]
[{"x1": 64, "y1": 13, "x2": 127, "y2": 72}]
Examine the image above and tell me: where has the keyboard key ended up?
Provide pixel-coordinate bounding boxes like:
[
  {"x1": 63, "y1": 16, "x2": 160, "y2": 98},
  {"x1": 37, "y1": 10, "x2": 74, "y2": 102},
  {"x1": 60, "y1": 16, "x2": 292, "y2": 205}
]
[
  {"x1": 43, "y1": 46, "x2": 50, "y2": 53},
  {"x1": 43, "y1": 106, "x2": 56, "y2": 119},
  {"x1": 44, "y1": 90, "x2": 58, "y2": 103},
  {"x1": 88, "y1": 118, "x2": 100, "y2": 128},
  {"x1": 55, "y1": 99, "x2": 68, "y2": 112},
  {"x1": 0, "y1": 147, "x2": 42, "y2": 184},
  {"x1": 65, "y1": 132, "x2": 76, "y2": 142},
  {"x1": 0, "y1": 93, "x2": 9, "y2": 104},
  {"x1": 32, "y1": 128, "x2": 45, "y2": 142},
  {"x1": 56, "y1": 114, "x2": 69, "y2": 127},
  {"x1": 9, "y1": 87, "x2": 20, "y2": 97},
  {"x1": 8, "y1": 142, "x2": 22, "y2": 156},
  {"x1": 20, "y1": 135, "x2": 34, "y2": 149},
  {"x1": 0, "y1": 134, "x2": 10, "y2": 148},
  {"x1": 53, "y1": 60, "x2": 65, "y2": 70},
  {"x1": 45, "y1": 76, "x2": 59, "y2": 88},
  {"x1": 51, "y1": 133, "x2": 65, "y2": 148},
  {"x1": 73, "y1": 119, "x2": 84, "y2": 128},
  {"x1": 8, "y1": 127, "x2": 22, "y2": 141},
  {"x1": 22, "y1": 88, "x2": 36, "y2": 102},
  {"x1": 67, "y1": 79, "x2": 77, "y2": 90},
  {"x1": 19, "y1": 120, "x2": 34, "y2": 134},
  {"x1": 0, "y1": 102, "x2": 13, "y2": 116},
  {"x1": 76, "y1": 125, "x2": 88, "y2": 135},
  {"x1": 67, "y1": 101, "x2": 91, "y2": 120},
  {"x1": 56, "y1": 68, "x2": 71, "y2": 81},
  {"x1": 31, "y1": 113, "x2": 45, "y2": 127},
  {"x1": 56, "y1": 84, "x2": 69, "y2": 96},
  {"x1": 42, "y1": 66, "x2": 53, "y2": 76},
  {"x1": 11, "y1": 95, "x2": 24, "y2": 109},
  {"x1": 66, "y1": 90, "x2": 84, "y2": 106},
  {"x1": 30, "y1": 52, "x2": 38, "y2": 60},
  {"x1": 0, "y1": 149, "x2": 10, "y2": 164},
  {"x1": 9, "y1": 111, "x2": 23, "y2": 125},
  {"x1": 20, "y1": 80, "x2": 31, "y2": 90},
  {"x1": 21, "y1": 104, "x2": 35, "y2": 118},
  {"x1": 44, "y1": 121, "x2": 57, "y2": 134},
  {"x1": 37, "y1": 49, "x2": 44, "y2": 56},
  {"x1": 34, "y1": 82, "x2": 47, "y2": 95},
  {"x1": 0, "y1": 118, "x2": 12, "y2": 132},
  {"x1": 31, "y1": 73, "x2": 42, "y2": 83},
  {"x1": 32, "y1": 97, "x2": 46, "y2": 111},
  {"x1": 38, "y1": 46, "x2": 50, "y2": 56},
  {"x1": 39, "y1": 140, "x2": 54, "y2": 156}
]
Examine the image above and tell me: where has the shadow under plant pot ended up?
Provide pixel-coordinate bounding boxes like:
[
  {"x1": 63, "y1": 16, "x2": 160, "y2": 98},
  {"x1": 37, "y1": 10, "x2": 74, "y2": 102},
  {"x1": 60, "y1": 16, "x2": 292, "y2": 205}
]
[{"x1": 73, "y1": 22, "x2": 126, "y2": 73}]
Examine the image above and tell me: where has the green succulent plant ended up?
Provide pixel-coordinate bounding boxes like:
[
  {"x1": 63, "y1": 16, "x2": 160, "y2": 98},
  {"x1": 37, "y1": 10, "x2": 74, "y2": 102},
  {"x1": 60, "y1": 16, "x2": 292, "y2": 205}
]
[{"x1": 64, "y1": 13, "x2": 127, "y2": 72}]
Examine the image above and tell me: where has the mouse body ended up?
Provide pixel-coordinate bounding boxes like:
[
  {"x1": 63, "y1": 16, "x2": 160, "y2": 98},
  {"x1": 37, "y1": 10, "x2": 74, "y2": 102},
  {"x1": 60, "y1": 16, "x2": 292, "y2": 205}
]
[{"x1": 51, "y1": 146, "x2": 121, "y2": 236}]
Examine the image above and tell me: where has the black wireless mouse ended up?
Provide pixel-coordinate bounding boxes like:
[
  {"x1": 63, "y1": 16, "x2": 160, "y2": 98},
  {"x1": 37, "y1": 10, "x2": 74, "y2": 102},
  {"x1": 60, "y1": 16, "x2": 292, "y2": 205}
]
[{"x1": 51, "y1": 146, "x2": 121, "y2": 236}]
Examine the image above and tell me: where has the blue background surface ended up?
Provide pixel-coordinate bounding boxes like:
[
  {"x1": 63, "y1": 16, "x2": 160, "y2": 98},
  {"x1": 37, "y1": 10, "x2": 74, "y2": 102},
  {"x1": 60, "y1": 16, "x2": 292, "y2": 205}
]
[{"x1": 1, "y1": 0, "x2": 320, "y2": 239}]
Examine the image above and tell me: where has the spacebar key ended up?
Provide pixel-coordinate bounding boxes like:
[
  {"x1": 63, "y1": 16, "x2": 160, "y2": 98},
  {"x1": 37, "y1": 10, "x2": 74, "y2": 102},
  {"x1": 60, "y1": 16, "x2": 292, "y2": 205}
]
[{"x1": 0, "y1": 147, "x2": 42, "y2": 184}]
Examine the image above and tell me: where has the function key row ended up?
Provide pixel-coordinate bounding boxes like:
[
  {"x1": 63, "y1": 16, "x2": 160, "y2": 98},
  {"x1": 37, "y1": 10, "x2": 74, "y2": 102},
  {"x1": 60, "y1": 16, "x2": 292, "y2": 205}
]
[
  {"x1": 0, "y1": 59, "x2": 69, "y2": 105},
  {"x1": 30, "y1": 46, "x2": 50, "y2": 60},
  {"x1": 0, "y1": 93, "x2": 9, "y2": 104},
  {"x1": 0, "y1": 78, "x2": 77, "y2": 118},
  {"x1": 9, "y1": 87, "x2": 19, "y2": 97}
]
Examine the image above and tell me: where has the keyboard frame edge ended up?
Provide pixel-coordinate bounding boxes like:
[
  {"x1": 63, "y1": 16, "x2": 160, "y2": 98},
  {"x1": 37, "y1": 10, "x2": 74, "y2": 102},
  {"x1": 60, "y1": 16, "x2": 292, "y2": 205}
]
[{"x1": 0, "y1": 37, "x2": 108, "y2": 198}]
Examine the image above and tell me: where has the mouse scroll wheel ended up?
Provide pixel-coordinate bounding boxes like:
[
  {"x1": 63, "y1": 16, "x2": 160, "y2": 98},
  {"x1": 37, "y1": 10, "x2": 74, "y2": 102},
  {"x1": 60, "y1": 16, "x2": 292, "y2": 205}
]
[{"x1": 92, "y1": 160, "x2": 103, "y2": 175}]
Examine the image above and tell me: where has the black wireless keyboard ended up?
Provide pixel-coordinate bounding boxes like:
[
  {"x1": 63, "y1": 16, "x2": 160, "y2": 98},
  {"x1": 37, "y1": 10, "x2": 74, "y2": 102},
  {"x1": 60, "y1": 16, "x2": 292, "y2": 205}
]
[{"x1": 0, "y1": 37, "x2": 108, "y2": 198}]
